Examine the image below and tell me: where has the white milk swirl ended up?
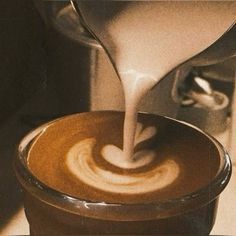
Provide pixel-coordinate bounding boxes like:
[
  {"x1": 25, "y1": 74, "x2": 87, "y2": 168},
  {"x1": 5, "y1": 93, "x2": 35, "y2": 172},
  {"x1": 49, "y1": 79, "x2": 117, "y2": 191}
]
[{"x1": 66, "y1": 138, "x2": 179, "y2": 194}]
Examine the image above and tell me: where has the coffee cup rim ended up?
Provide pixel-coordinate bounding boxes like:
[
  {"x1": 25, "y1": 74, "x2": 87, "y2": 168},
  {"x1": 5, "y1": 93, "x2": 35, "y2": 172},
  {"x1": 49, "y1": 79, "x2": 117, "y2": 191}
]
[{"x1": 14, "y1": 111, "x2": 232, "y2": 221}]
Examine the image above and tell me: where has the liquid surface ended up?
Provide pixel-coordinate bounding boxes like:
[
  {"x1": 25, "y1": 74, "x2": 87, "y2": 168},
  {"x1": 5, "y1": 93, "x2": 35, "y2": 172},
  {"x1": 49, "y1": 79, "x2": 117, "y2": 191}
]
[
  {"x1": 27, "y1": 112, "x2": 220, "y2": 204},
  {"x1": 28, "y1": 2, "x2": 232, "y2": 204},
  {"x1": 77, "y1": 1, "x2": 236, "y2": 163}
]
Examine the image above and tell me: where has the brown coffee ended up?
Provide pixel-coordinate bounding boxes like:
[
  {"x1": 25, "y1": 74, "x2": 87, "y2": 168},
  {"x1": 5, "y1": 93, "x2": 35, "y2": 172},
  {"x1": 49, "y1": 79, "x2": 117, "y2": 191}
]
[
  {"x1": 15, "y1": 111, "x2": 231, "y2": 235},
  {"x1": 27, "y1": 111, "x2": 220, "y2": 204}
]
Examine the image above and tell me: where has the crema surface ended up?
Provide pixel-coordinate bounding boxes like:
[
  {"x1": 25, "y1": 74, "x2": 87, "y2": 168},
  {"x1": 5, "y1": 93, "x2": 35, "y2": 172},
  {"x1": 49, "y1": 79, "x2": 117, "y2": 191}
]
[{"x1": 27, "y1": 112, "x2": 220, "y2": 204}]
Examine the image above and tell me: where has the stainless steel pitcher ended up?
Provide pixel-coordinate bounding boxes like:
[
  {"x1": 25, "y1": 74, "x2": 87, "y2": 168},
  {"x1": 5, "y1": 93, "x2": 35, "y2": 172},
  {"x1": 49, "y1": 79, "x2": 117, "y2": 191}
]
[{"x1": 33, "y1": 1, "x2": 182, "y2": 117}]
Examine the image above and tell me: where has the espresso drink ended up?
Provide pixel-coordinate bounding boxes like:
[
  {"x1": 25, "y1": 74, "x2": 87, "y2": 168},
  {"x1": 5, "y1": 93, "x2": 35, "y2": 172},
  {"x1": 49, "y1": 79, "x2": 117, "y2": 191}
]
[
  {"x1": 20, "y1": 111, "x2": 231, "y2": 235},
  {"x1": 27, "y1": 112, "x2": 220, "y2": 204}
]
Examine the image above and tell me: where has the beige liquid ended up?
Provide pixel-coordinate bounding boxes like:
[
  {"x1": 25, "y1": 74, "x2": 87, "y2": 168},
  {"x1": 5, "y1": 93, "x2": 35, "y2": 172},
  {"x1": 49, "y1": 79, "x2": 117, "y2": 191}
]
[{"x1": 78, "y1": 1, "x2": 235, "y2": 165}]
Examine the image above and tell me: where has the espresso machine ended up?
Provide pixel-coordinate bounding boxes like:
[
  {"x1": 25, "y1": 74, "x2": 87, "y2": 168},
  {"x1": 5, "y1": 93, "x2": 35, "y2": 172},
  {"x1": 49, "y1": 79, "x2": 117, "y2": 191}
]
[{"x1": 0, "y1": 1, "x2": 236, "y2": 234}]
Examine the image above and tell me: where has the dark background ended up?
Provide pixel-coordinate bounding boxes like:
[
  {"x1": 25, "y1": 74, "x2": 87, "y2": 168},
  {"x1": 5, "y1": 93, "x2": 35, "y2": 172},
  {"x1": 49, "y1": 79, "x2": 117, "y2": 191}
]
[
  {"x1": 0, "y1": 0, "x2": 47, "y2": 228},
  {"x1": 0, "y1": 0, "x2": 46, "y2": 123},
  {"x1": 0, "y1": 0, "x2": 94, "y2": 229}
]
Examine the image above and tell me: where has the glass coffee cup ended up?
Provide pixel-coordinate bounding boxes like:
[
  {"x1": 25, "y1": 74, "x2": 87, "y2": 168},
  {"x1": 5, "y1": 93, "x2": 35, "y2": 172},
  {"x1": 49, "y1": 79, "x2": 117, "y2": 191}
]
[{"x1": 14, "y1": 111, "x2": 231, "y2": 235}]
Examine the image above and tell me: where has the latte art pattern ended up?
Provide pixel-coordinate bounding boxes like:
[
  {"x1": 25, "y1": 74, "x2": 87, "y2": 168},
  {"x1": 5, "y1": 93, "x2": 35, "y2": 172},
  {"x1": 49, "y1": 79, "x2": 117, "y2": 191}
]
[
  {"x1": 102, "y1": 122, "x2": 157, "y2": 169},
  {"x1": 27, "y1": 112, "x2": 221, "y2": 203},
  {"x1": 66, "y1": 138, "x2": 180, "y2": 194}
]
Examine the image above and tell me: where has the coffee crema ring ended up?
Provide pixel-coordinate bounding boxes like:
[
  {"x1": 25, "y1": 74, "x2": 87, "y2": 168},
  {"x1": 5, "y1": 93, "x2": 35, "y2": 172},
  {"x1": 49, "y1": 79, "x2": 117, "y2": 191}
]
[{"x1": 66, "y1": 138, "x2": 180, "y2": 194}]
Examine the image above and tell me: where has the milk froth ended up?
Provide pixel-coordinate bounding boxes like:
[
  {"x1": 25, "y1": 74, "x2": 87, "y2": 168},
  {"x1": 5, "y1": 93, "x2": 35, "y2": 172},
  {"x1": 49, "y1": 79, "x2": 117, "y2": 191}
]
[{"x1": 66, "y1": 138, "x2": 179, "y2": 194}]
